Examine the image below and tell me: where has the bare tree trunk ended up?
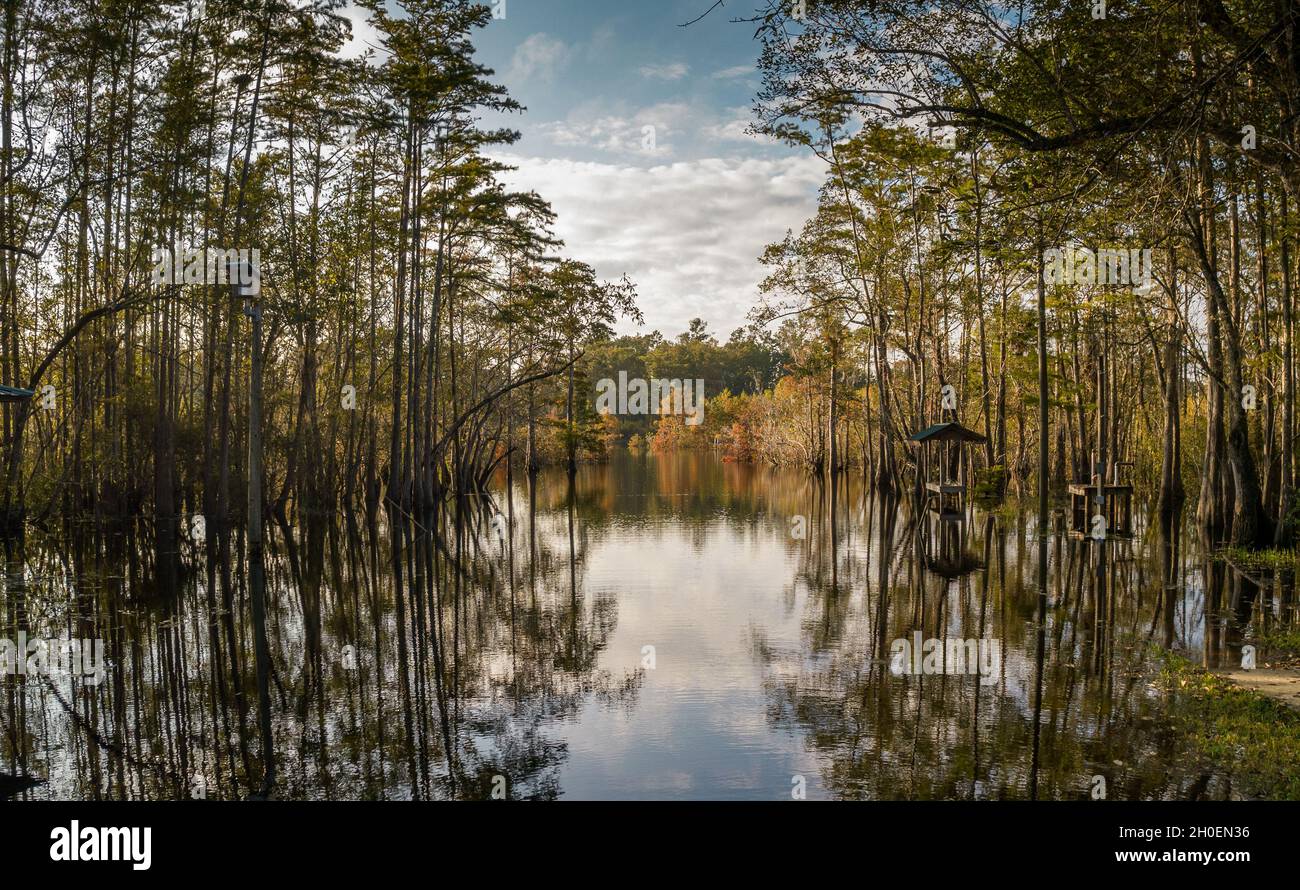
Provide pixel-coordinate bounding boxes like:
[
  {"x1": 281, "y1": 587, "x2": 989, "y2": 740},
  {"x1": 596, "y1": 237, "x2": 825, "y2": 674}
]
[{"x1": 1036, "y1": 217, "x2": 1049, "y2": 530}]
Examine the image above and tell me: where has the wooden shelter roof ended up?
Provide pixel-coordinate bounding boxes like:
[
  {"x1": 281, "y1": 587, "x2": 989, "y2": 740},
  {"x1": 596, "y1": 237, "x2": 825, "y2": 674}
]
[
  {"x1": 0, "y1": 385, "x2": 34, "y2": 403},
  {"x1": 908, "y1": 421, "x2": 987, "y2": 444}
]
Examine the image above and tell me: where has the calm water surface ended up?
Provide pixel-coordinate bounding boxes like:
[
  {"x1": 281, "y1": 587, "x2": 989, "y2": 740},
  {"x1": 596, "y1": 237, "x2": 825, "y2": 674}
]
[{"x1": 2, "y1": 452, "x2": 1293, "y2": 800}]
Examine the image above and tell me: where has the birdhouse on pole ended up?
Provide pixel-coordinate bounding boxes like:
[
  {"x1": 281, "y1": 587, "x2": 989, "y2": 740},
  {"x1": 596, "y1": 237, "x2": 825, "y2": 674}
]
[{"x1": 227, "y1": 251, "x2": 261, "y2": 318}]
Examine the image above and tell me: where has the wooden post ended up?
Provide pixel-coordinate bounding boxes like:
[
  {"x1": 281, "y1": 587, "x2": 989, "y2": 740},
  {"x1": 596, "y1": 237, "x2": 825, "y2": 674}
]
[{"x1": 1097, "y1": 315, "x2": 1107, "y2": 528}]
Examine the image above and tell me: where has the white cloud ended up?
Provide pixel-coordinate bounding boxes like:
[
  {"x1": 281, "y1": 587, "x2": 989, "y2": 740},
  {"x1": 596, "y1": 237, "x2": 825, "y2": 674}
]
[
  {"x1": 584, "y1": 24, "x2": 617, "y2": 61},
  {"x1": 539, "y1": 101, "x2": 776, "y2": 158},
  {"x1": 508, "y1": 33, "x2": 571, "y2": 84},
  {"x1": 705, "y1": 118, "x2": 754, "y2": 142},
  {"x1": 711, "y1": 65, "x2": 754, "y2": 80},
  {"x1": 539, "y1": 102, "x2": 692, "y2": 158},
  {"x1": 493, "y1": 153, "x2": 825, "y2": 337},
  {"x1": 702, "y1": 106, "x2": 774, "y2": 145},
  {"x1": 639, "y1": 62, "x2": 690, "y2": 81},
  {"x1": 334, "y1": 3, "x2": 386, "y2": 63}
]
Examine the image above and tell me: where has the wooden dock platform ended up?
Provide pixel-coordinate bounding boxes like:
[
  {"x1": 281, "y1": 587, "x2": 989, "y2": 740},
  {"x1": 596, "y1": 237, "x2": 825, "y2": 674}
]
[{"x1": 1067, "y1": 482, "x2": 1133, "y2": 538}]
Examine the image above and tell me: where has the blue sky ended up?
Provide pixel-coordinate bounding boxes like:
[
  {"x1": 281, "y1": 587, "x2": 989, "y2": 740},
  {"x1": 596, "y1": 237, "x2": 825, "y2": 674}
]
[
  {"x1": 469, "y1": 0, "x2": 782, "y2": 162},
  {"x1": 343, "y1": 1, "x2": 826, "y2": 339}
]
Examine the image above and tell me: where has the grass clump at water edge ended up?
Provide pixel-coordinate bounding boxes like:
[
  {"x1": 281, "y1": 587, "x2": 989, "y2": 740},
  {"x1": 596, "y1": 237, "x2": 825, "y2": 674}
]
[{"x1": 1157, "y1": 653, "x2": 1300, "y2": 800}]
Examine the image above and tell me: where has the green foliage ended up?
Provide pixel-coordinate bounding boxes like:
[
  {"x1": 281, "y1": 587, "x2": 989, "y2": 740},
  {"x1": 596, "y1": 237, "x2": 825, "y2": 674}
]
[
  {"x1": 1214, "y1": 547, "x2": 1299, "y2": 571},
  {"x1": 1254, "y1": 631, "x2": 1300, "y2": 661},
  {"x1": 973, "y1": 465, "x2": 1007, "y2": 502}
]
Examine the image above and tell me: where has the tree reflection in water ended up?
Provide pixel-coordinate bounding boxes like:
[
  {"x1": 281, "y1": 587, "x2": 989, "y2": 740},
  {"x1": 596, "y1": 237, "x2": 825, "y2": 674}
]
[{"x1": 1, "y1": 453, "x2": 1292, "y2": 799}]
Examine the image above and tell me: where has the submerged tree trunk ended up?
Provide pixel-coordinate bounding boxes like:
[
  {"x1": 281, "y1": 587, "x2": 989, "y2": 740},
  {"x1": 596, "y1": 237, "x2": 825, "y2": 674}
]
[{"x1": 247, "y1": 296, "x2": 273, "y2": 796}]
